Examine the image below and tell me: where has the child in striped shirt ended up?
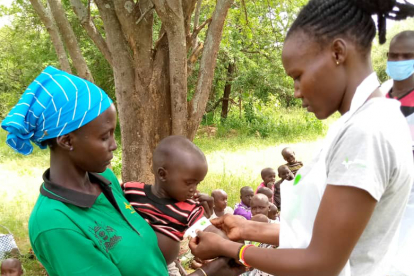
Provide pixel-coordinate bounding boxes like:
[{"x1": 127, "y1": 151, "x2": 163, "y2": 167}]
[{"x1": 122, "y1": 135, "x2": 222, "y2": 269}]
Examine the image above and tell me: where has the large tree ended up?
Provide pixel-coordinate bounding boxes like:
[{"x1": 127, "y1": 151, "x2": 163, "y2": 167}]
[{"x1": 29, "y1": 0, "x2": 233, "y2": 182}]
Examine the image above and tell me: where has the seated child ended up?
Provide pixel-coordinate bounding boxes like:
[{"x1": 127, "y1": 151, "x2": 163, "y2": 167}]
[
  {"x1": 250, "y1": 213, "x2": 269, "y2": 223},
  {"x1": 210, "y1": 189, "x2": 234, "y2": 219},
  {"x1": 234, "y1": 186, "x2": 254, "y2": 220},
  {"x1": 1, "y1": 258, "x2": 23, "y2": 276},
  {"x1": 122, "y1": 135, "x2": 222, "y2": 267},
  {"x1": 281, "y1": 147, "x2": 303, "y2": 175},
  {"x1": 274, "y1": 165, "x2": 294, "y2": 211},
  {"x1": 256, "y1": 167, "x2": 276, "y2": 195},
  {"x1": 250, "y1": 194, "x2": 270, "y2": 218},
  {"x1": 268, "y1": 203, "x2": 279, "y2": 222},
  {"x1": 256, "y1": 187, "x2": 274, "y2": 204},
  {"x1": 244, "y1": 201, "x2": 277, "y2": 276}
]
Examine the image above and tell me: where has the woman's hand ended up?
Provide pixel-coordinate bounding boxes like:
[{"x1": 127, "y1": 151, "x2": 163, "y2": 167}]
[
  {"x1": 210, "y1": 214, "x2": 247, "y2": 241},
  {"x1": 189, "y1": 231, "x2": 226, "y2": 260},
  {"x1": 196, "y1": 257, "x2": 246, "y2": 276}
]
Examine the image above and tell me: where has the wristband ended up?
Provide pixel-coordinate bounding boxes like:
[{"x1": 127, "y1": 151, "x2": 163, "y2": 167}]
[
  {"x1": 238, "y1": 244, "x2": 254, "y2": 267},
  {"x1": 184, "y1": 217, "x2": 212, "y2": 238}
]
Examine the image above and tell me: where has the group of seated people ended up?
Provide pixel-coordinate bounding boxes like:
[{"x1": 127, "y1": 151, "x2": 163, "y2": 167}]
[
  {"x1": 235, "y1": 147, "x2": 302, "y2": 219},
  {"x1": 188, "y1": 147, "x2": 303, "y2": 275},
  {"x1": 1, "y1": 138, "x2": 302, "y2": 276}
]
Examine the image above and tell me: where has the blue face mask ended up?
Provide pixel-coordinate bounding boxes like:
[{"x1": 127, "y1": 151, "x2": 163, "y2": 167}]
[{"x1": 386, "y1": 60, "x2": 414, "y2": 81}]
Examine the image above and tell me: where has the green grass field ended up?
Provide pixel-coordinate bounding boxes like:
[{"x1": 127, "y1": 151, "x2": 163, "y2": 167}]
[{"x1": 0, "y1": 122, "x2": 329, "y2": 274}]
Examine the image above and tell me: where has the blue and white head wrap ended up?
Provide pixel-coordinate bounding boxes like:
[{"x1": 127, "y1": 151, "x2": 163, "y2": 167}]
[{"x1": 1, "y1": 66, "x2": 113, "y2": 155}]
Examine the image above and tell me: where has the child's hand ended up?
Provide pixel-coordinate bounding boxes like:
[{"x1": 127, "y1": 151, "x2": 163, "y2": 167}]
[
  {"x1": 194, "y1": 192, "x2": 214, "y2": 218},
  {"x1": 265, "y1": 181, "x2": 275, "y2": 188}
]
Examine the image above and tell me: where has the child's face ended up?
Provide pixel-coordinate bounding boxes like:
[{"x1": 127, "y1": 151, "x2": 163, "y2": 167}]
[
  {"x1": 240, "y1": 188, "x2": 254, "y2": 207},
  {"x1": 257, "y1": 189, "x2": 273, "y2": 202},
  {"x1": 161, "y1": 157, "x2": 208, "y2": 202},
  {"x1": 213, "y1": 192, "x2": 228, "y2": 211},
  {"x1": 1, "y1": 260, "x2": 23, "y2": 276},
  {"x1": 262, "y1": 170, "x2": 276, "y2": 184},
  {"x1": 279, "y1": 167, "x2": 294, "y2": 181},
  {"x1": 251, "y1": 197, "x2": 269, "y2": 217},
  {"x1": 268, "y1": 208, "x2": 278, "y2": 220},
  {"x1": 283, "y1": 150, "x2": 296, "y2": 165}
]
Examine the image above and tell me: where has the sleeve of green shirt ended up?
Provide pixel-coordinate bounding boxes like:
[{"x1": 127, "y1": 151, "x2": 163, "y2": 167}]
[{"x1": 34, "y1": 228, "x2": 122, "y2": 276}]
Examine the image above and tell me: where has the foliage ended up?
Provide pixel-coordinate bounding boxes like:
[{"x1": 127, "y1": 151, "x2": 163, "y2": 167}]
[
  {"x1": 0, "y1": 0, "x2": 113, "y2": 119},
  {"x1": 0, "y1": 2, "x2": 59, "y2": 118},
  {"x1": 200, "y1": 95, "x2": 327, "y2": 143},
  {"x1": 201, "y1": 0, "x2": 308, "y2": 119}
]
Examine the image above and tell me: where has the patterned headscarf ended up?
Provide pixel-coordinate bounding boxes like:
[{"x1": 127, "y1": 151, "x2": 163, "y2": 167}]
[{"x1": 1, "y1": 66, "x2": 113, "y2": 155}]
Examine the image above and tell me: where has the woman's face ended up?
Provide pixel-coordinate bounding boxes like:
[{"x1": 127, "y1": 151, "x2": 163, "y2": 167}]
[
  {"x1": 70, "y1": 104, "x2": 118, "y2": 173},
  {"x1": 282, "y1": 31, "x2": 346, "y2": 119}
]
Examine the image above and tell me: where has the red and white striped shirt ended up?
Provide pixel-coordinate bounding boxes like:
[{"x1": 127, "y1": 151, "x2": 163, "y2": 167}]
[{"x1": 122, "y1": 182, "x2": 204, "y2": 241}]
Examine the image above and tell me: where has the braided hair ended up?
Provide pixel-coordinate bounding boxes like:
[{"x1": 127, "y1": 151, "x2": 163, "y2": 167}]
[{"x1": 287, "y1": 0, "x2": 414, "y2": 51}]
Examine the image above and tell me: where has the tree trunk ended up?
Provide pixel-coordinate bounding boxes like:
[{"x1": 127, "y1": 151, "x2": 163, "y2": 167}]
[
  {"x1": 221, "y1": 62, "x2": 235, "y2": 119},
  {"x1": 188, "y1": 0, "x2": 235, "y2": 140},
  {"x1": 33, "y1": 0, "x2": 233, "y2": 183},
  {"x1": 29, "y1": 0, "x2": 71, "y2": 73},
  {"x1": 47, "y1": 0, "x2": 93, "y2": 82},
  {"x1": 152, "y1": 0, "x2": 188, "y2": 136}
]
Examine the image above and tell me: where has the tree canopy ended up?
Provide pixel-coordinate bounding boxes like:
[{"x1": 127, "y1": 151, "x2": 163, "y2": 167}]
[{"x1": 1, "y1": 1, "x2": 413, "y2": 180}]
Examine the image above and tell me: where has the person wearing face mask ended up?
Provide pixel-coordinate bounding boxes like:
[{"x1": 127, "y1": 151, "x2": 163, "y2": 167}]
[
  {"x1": 383, "y1": 31, "x2": 414, "y2": 147},
  {"x1": 383, "y1": 31, "x2": 414, "y2": 276}
]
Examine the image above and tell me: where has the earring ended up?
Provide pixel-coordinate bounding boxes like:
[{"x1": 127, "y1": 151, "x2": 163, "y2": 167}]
[
  {"x1": 336, "y1": 60, "x2": 340, "y2": 65},
  {"x1": 70, "y1": 147, "x2": 73, "y2": 151}
]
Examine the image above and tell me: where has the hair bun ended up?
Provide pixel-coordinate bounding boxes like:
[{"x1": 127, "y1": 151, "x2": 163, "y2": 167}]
[{"x1": 351, "y1": 0, "x2": 396, "y2": 15}]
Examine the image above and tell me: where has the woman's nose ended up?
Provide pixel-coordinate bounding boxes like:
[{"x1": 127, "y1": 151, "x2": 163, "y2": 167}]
[
  {"x1": 110, "y1": 137, "x2": 118, "y2": 151},
  {"x1": 294, "y1": 79, "x2": 303, "y2": 98}
]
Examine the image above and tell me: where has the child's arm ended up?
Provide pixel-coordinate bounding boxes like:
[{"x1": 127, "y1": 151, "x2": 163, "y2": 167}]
[
  {"x1": 194, "y1": 192, "x2": 214, "y2": 218},
  {"x1": 155, "y1": 232, "x2": 180, "y2": 265}
]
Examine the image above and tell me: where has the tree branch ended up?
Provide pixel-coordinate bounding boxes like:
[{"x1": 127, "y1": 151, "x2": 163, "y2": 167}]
[
  {"x1": 188, "y1": 17, "x2": 212, "y2": 50},
  {"x1": 69, "y1": 0, "x2": 113, "y2": 67},
  {"x1": 135, "y1": 3, "x2": 154, "y2": 25},
  {"x1": 29, "y1": 0, "x2": 72, "y2": 73},
  {"x1": 47, "y1": 0, "x2": 93, "y2": 81},
  {"x1": 187, "y1": 42, "x2": 203, "y2": 76},
  {"x1": 241, "y1": 0, "x2": 248, "y2": 24},
  {"x1": 206, "y1": 97, "x2": 237, "y2": 113},
  {"x1": 191, "y1": 0, "x2": 203, "y2": 49}
]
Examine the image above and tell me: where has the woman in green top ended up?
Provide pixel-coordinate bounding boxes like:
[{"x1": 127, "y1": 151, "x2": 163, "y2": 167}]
[{"x1": 2, "y1": 66, "x2": 242, "y2": 276}]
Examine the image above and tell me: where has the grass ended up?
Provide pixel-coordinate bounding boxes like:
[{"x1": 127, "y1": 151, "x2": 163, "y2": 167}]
[{"x1": 0, "y1": 113, "x2": 333, "y2": 274}]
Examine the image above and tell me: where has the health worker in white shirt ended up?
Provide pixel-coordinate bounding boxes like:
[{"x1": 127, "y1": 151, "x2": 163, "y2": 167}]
[{"x1": 189, "y1": 0, "x2": 414, "y2": 276}]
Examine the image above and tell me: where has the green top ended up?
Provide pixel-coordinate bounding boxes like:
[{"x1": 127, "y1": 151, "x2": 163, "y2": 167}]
[{"x1": 29, "y1": 168, "x2": 168, "y2": 276}]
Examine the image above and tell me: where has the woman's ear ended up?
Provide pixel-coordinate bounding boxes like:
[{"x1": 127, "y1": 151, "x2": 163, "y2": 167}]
[
  {"x1": 56, "y1": 134, "x2": 73, "y2": 151},
  {"x1": 331, "y1": 38, "x2": 348, "y2": 65},
  {"x1": 157, "y1": 167, "x2": 168, "y2": 181}
]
